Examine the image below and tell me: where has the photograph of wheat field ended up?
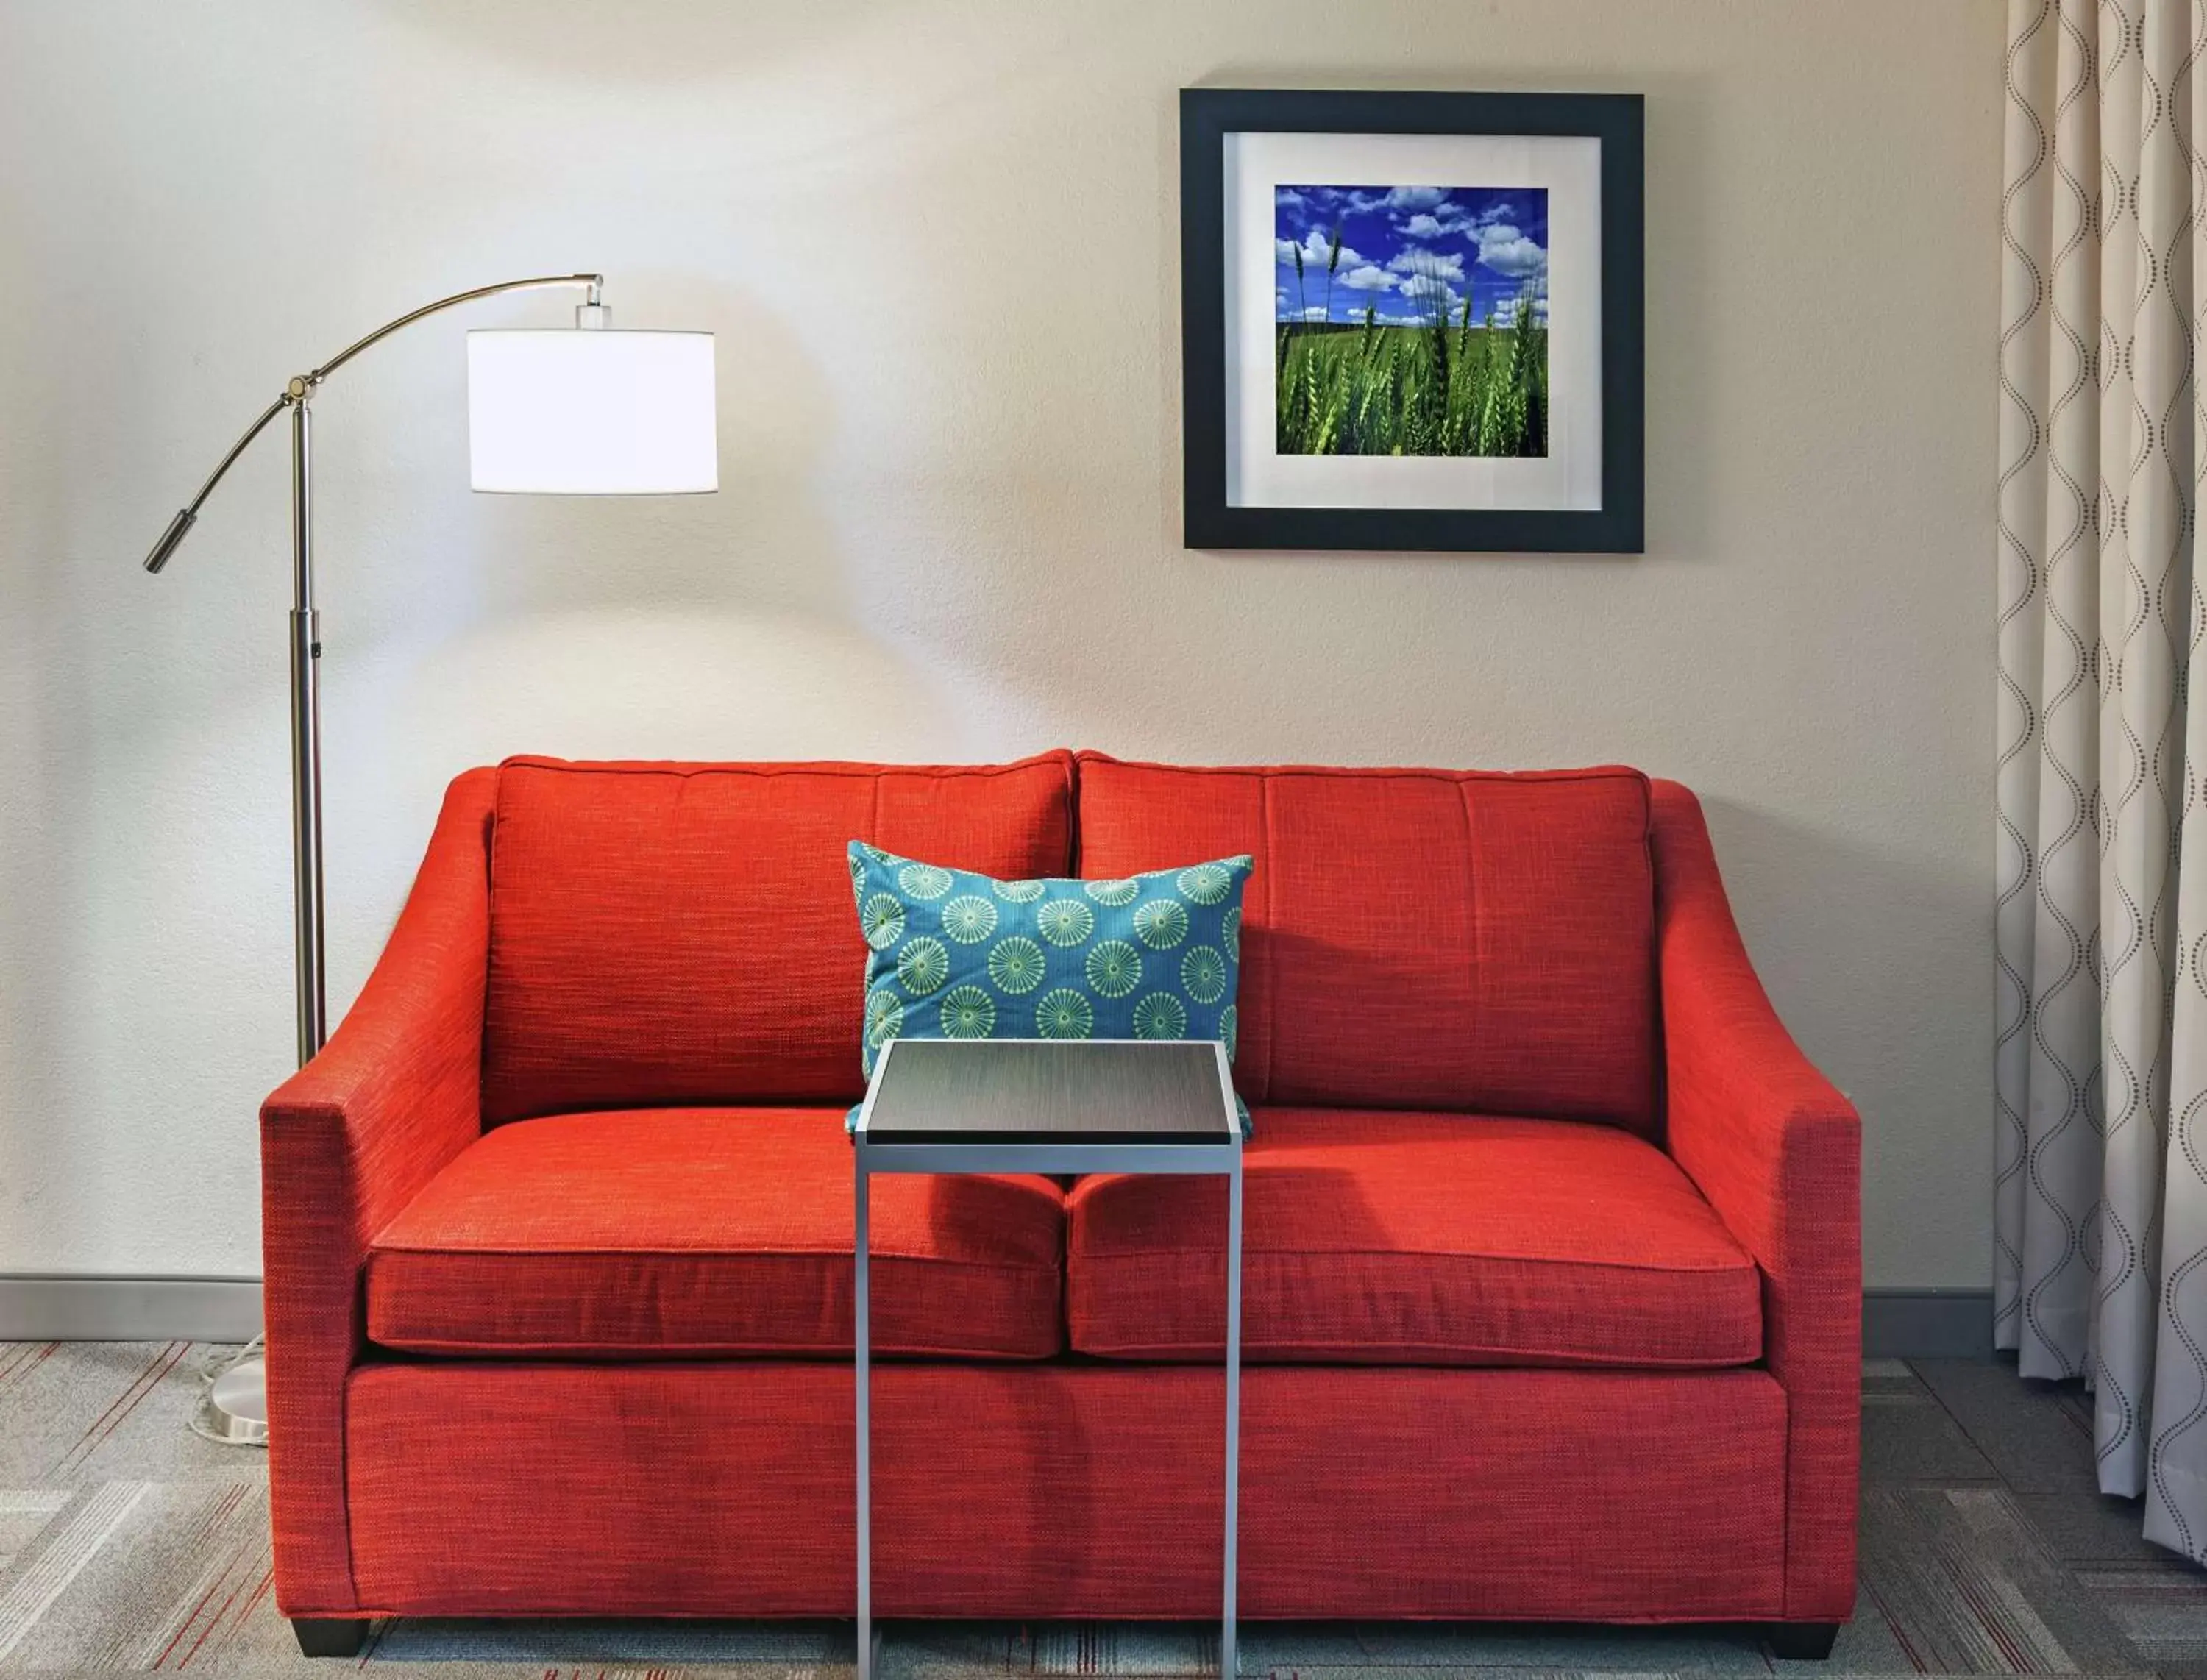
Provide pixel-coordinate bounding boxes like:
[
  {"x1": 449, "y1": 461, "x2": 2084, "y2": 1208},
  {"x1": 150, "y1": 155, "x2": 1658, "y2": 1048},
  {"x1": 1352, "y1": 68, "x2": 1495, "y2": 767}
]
[{"x1": 1276, "y1": 183, "x2": 1549, "y2": 458}]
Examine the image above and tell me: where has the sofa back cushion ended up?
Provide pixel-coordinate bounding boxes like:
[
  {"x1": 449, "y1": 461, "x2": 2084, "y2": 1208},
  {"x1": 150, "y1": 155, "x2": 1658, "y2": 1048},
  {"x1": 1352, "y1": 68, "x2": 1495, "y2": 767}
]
[
  {"x1": 482, "y1": 753, "x2": 1076, "y2": 1125},
  {"x1": 1073, "y1": 754, "x2": 1657, "y2": 1133}
]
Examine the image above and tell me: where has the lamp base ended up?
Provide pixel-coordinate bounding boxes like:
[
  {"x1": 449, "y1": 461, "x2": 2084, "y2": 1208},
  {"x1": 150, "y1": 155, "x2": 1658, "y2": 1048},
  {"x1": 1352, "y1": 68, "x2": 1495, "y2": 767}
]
[{"x1": 191, "y1": 1345, "x2": 269, "y2": 1447}]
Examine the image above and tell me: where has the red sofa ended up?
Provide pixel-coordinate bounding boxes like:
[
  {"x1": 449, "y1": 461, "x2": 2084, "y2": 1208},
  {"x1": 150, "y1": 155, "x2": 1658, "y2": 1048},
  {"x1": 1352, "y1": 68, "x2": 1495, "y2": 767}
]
[{"x1": 260, "y1": 750, "x2": 1860, "y2": 1657}]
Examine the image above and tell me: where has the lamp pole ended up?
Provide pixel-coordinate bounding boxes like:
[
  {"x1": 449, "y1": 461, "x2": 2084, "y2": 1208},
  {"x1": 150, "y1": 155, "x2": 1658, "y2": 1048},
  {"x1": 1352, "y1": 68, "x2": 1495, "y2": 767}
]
[
  {"x1": 141, "y1": 274, "x2": 606, "y2": 1442},
  {"x1": 288, "y1": 394, "x2": 324, "y2": 1064}
]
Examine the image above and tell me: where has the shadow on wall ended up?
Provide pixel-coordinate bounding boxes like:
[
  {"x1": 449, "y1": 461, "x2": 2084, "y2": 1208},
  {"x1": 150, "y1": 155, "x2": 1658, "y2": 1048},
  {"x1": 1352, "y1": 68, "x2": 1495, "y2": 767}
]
[
  {"x1": 1695, "y1": 791, "x2": 1977, "y2": 1028},
  {"x1": 1694, "y1": 791, "x2": 1990, "y2": 1275}
]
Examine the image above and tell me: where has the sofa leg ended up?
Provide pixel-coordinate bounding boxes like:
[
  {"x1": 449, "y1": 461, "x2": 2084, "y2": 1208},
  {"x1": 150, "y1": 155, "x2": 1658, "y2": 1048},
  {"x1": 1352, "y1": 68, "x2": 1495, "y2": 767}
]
[
  {"x1": 1766, "y1": 1623, "x2": 1840, "y2": 1661},
  {"x1": 291, "y1": 1618, "x2": 367, "y2": 1657}
]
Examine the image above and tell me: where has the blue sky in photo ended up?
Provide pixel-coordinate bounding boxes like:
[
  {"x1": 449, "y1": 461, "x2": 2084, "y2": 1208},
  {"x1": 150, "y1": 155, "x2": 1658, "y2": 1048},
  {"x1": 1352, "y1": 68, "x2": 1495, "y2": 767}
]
[{"x1": 1274, "y1": 185, "x2": 1549, "y2": 328}]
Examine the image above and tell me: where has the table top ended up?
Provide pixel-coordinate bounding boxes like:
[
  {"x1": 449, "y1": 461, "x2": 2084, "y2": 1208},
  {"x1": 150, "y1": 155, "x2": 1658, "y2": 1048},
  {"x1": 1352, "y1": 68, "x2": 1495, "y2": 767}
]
[{"x1": 856, "y1": 1039, "x2": 1237, "y2": 1145}]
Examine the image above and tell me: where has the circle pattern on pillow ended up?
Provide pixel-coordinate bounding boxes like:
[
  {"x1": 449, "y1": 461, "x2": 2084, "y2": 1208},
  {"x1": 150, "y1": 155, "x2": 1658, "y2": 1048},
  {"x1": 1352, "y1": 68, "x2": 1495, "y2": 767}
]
[
  {"x1": 861, "y1": 893, "x2": 906, "y2": 951},
  {"x1": 864, "y1": 986, "x2": 903, "y2": 1049},
  {"x1": 1036, "y1": 899, "x2": 1095, "y2": 947},
  {"x1": 1133, "y1": 899, "x2": 1188, "y2": 950},
  {"x1": 897, "y1": 936, "x2": 949, "y2": 996},
  {"x1": 987, "y1": 936, "x2": 1046, "y2": 994},
  {"x1": 1181, "y1": 944, "x2": 1228, "y2": 1005},
  {"x1": 1036, "y1": 988, "x2": 1095, "y2": 1039},
  {"x1": 1177, "y1": 863, "x2": 1234, "y2": 905},
  {"x1": 940, "y1": 895, "x2": 998, "y2": 944},
  {"x1": 1086, "y1": 939, "x2": 1142, "y2": 998},
  {"x1": 939, "y1": 985, "x2": 996, "y2": 1038},
  {"x1": 898, "y1": 863, "x2": 953, "y2": 900},
  {"x1": 1132, "y1": 992, "x2": 1190, "y2": 1039}
]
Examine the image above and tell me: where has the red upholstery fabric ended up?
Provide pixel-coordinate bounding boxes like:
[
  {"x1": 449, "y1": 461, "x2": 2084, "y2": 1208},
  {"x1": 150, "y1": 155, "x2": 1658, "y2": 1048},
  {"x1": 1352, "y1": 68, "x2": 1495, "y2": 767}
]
[
  {"x1": 1067, "y1": 1108, "x2": 1760, "y2": 1367},
  {"x1": 1073, "y1": 754, "x2": 1657, "y2": 1131},
  {"x1": 346, "y1": 1360, "x2": 1786, "y2": 1620},
  {"x1": 367, "y1": 1107, "x2": 1065, "y2": 1359},
  {"x1": 1652, "y1": 780, "x2": 1861, "y2": 1622},
  {"x1": 482, "y1": 753, "x2": 1076, "y2": 1125},
  {"x1": 260, "y1": 769, "x2": 497, "y2": 1618}
]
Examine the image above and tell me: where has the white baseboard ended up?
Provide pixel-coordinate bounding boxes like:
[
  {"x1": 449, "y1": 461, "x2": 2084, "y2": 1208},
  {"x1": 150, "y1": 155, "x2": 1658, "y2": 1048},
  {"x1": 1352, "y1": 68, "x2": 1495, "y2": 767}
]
[{"x1": 0, "y1": 1274, "x2": 261, "y2": 1342}]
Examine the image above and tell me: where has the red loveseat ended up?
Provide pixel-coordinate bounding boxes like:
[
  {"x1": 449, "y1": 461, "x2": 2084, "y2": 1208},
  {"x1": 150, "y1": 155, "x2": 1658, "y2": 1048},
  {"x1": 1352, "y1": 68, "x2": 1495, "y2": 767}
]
[{"x1": 260, "y1": 750, "x2": 1860, "y2": 1657}]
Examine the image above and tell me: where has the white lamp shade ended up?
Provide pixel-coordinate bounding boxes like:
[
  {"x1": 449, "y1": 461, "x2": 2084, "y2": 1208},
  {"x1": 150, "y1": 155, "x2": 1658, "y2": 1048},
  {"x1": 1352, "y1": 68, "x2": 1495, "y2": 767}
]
[{"x1": 467, "y1": 329, "x2": 717, "y2": 494}]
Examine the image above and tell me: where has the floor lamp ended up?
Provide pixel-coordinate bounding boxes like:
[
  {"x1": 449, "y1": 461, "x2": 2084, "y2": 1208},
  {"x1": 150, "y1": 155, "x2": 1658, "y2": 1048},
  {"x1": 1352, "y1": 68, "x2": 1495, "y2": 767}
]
[{"x1": 141, "y1": 274, "x2": 717, "y2": 1443}]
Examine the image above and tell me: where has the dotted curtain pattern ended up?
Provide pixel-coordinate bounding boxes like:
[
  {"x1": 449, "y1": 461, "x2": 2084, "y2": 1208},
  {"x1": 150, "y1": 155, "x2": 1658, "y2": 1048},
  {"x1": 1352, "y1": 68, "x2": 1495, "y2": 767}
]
[{"x1": 1996, "y1": 0, "x2": 2207, "y2": 1558}]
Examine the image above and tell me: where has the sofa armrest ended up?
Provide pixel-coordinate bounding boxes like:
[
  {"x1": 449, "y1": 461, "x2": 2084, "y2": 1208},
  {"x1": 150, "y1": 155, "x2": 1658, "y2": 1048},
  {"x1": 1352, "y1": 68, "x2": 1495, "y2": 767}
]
[
  {"x1": 259, "y1": 766, "x2": 495, "y2": 1617},
  {"x1": 1651, "y1": 780, "x2": 1861, "y2": 1623}
]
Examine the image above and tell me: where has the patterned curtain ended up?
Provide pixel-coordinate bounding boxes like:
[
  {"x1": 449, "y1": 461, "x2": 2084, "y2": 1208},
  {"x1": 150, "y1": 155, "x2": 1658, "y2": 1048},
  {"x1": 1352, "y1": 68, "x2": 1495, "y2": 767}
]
[{"x1": 1996, "y1": 0, "x2": 2207, "y2": 1559}]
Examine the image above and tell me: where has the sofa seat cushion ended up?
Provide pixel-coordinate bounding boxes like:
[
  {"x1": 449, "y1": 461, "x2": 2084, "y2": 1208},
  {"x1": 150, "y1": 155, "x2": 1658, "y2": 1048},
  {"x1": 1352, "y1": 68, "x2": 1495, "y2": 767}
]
[
  {"x1": 1067, "y1": 1108, "x2": 1760, "y2": 1368},
  {"x1": 366, "y1": 1107, "x2": 1066, "y2": 1359}
]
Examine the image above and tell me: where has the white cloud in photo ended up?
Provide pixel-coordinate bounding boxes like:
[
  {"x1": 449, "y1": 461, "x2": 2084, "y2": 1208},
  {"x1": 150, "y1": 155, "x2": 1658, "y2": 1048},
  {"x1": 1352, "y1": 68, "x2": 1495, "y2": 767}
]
[
  {"x1": 1384, "y1": 185, "x2": 1449, "y2": 213},
  {"x1": 1472, "y1": 224, "x2": 1547, "y2": 277},
  {"x1": 1473, "y1": 224, "x2": 1548, "y2": 278},
  {"x1": 1337, "y1": 263, "x2": 1396, "y2": 291},
  {"x1": 1482, "y1": 285, "x2": 1547, "y2": 327},
  {"x1": 1287, "y1": 185, "x2": 1391, "y2": 217},
  {"x1": 1402, "y1": 204, "x2": 1479, "y2": 238},
  {"x1": 1397, "y1": 271, "x2": 1465, "y2": 320},
  {"x1": 1303, "y1": 186, "x2": 1419, "y2": 217},
  {"x1": 1386, "y1": 245, "x2": 1466, "y2": 282},
  {"x1": 1276, "y1": 227, "x2": 1366, "y2": 271}
]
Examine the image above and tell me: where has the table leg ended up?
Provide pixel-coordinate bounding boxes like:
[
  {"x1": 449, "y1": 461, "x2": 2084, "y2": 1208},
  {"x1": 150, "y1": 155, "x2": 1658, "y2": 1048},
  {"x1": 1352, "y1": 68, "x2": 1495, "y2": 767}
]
[
  {"x1": 1223, "y1": 1150, "x2": 1242, "y2": 1680},
  {"x1": 856, "y1": 1158, "x2": 873, "y2": 1680}
]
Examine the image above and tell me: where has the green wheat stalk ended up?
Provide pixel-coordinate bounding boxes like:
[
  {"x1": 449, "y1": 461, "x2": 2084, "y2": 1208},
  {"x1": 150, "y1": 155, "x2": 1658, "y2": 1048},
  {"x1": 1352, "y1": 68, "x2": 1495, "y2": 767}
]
[{"x1": 1322, "y1": 223, "x2": 1343, "y2": 326}]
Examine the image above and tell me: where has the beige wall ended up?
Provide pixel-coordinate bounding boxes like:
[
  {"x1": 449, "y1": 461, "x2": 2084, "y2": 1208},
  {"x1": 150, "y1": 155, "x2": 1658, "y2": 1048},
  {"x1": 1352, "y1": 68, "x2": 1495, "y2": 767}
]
[{"x1": 0, "y1": 0, "x2": 2002, "y2": 1286}]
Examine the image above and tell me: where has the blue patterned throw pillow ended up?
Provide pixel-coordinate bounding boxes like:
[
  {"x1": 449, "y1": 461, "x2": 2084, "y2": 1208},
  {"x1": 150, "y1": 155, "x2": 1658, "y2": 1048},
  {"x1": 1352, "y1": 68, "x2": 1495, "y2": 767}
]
[{"x1": 847, "y1": 843, "x2": 1253, "y2": 1133}]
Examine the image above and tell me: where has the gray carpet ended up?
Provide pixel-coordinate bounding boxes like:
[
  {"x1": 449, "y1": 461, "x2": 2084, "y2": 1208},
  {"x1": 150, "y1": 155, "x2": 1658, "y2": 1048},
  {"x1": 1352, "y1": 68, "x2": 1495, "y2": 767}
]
[{"x1": 1, "y1": 1342, "x2": 2200, "y2": 1676}]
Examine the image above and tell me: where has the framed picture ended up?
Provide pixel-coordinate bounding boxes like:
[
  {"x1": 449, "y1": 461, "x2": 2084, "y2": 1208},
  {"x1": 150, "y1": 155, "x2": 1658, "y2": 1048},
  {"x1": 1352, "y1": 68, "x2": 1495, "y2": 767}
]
[{"x1": 1179, "y1": 88, "x2": 1643, "y2": 553}]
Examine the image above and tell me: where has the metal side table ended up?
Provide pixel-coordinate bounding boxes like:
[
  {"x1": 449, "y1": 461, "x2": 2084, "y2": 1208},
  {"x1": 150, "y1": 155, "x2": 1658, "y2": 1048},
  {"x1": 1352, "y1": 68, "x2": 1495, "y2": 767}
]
[{"x1": 852, "y1": 1037, "x2": 1244, "y2": 1680}]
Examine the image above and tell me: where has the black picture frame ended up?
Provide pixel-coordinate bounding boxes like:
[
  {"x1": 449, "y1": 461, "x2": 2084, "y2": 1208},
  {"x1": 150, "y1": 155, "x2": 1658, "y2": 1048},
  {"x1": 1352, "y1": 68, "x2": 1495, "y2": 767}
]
[{"x1": 1180, "y1": 88, "x2": 1644, "y2": 554}]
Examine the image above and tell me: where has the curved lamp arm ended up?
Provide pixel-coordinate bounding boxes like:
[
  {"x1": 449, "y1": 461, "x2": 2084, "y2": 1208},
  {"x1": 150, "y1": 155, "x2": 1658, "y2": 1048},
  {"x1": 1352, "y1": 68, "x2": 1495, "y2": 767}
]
[{"x1": 141, "y1": 272, "x2": 604, "y2": 573}]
